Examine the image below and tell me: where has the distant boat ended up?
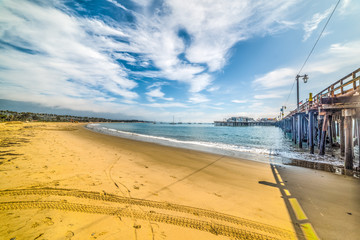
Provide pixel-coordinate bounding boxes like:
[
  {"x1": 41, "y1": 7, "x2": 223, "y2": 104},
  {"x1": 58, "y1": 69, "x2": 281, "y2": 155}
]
[{"x1": 170, "y1": 116, "x2": 176, "y2": 124}]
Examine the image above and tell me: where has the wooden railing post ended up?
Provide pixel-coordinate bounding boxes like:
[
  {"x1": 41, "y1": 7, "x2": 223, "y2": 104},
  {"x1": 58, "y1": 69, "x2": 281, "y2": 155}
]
[
  {"x1": 340, "y1": 79, "x2": 344, "y2": 94},
  {"x1": 353, "y1": 72, "x2": 357, "y2": 90}
]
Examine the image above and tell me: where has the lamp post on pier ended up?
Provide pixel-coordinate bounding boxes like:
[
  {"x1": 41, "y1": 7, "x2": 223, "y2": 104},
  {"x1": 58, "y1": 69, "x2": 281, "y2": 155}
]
[
  {"x1": 296, "y1": 74, "x2": 308, "y2": 112},
  {"x1": 281, "y1": 106, "x2": 286, "y2": 119},
  {"x1": 295, "y1": 74, "x2": 308, "y2": 148}
]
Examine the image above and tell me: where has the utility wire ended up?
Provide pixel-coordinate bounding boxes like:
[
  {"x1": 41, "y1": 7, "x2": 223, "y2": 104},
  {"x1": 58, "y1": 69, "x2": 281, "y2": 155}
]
[{"x1": 284, "y1": 0, "x2": 341, "y2": 107}]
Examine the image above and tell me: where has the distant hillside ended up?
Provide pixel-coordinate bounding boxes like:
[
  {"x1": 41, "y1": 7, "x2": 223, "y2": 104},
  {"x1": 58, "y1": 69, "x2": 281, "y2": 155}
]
[{"x1": 0, "y1": 110, "x2": 147, "y2": 123}]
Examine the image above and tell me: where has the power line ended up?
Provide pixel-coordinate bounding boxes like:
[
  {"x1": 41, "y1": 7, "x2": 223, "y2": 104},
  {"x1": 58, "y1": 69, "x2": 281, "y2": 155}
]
[{"x1": 284, "y1": 0, "x2": 341, "y2": 107}]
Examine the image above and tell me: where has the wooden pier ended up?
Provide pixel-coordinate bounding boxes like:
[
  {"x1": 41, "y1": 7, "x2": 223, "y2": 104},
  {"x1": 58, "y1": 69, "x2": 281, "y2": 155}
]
[
  {"x1": 214, "y1": 121, "x2": 275, "y2": 126},
  {"x1": 276, "y1": 68, "x2": 360, "y2": 171}
]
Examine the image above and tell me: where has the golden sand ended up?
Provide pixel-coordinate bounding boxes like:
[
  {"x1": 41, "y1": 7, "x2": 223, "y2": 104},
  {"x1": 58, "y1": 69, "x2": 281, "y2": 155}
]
[{"x1": 0, "y1": 122, "x2": 296, "y2": 239}]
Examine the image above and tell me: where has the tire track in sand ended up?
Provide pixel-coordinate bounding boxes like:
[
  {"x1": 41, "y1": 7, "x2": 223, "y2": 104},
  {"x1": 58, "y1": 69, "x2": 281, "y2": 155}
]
[
  {"x1": 0, "y1": 188, "x2": 295, "y2": 239},
  {"x1": 1, "y1": 201, "x2": 281, "y2": 240}
]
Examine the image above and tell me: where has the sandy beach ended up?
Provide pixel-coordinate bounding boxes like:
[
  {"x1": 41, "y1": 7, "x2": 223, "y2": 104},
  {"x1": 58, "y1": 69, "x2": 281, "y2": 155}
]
[{"x1": 0, "y1": 122, "x2": 296, "y2": 239}]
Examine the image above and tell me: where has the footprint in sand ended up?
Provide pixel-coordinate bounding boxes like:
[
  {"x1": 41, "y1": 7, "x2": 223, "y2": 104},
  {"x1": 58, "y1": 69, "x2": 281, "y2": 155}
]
[
  {"x1": 65, "y1": 231, "x2": 74, "y2": 240},
  {"x1": 214, "y1": 193, "x2": 222, "y2": 197},
  {"x1": 43, "y1": 217, "x2": 54, "y2": 226},
  {"x1": 133, "y1": 224, "x2": 141, "y2": 229},
  {"x1": 91, "y1": 231, "x2": 107, "y2": 239},
  {"x1": 31, "y1": 222, "x2": 40, "y2": 228}
]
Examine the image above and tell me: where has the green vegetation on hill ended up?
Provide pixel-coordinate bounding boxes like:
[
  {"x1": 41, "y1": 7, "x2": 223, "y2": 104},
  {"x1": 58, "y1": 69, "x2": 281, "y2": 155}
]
[{"x1": 0, "y1": 110, "x2": 147, "y2": 123}]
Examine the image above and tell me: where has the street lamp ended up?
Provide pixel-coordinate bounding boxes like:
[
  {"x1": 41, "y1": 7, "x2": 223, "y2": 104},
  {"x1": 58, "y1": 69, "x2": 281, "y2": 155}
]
[
  {"x1": 281, "y1": 106, "x2": 286, "y2": 119},
  {"x1": 295, "y1": 74, "x2": 308, "y2": 148},
  {"x1": 296, "y1": 74, "x2": 309, "y2": 112}
]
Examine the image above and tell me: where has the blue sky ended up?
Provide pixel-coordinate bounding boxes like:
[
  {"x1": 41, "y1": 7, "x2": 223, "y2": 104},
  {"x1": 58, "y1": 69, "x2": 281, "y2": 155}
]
[{"x1": 0, "y1": 0, "x2": 359, "y2": 122}]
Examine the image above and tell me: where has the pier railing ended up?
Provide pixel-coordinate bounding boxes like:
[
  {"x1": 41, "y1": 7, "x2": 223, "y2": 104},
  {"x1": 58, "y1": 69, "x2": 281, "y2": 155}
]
[{"x1": 287, "y1": 67, "x2": 360, "y2": 117}]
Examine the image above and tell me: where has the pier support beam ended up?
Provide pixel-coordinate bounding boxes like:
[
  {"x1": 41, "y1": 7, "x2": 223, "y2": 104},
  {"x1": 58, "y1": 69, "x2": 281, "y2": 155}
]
[
  {"x1": 319, "y1": 114, "x2": 328, "y2": 155},
  {"x1": 331, "y1": 118, "x2": 336, "y2": 144},
  {"x1": 328, "y1": 115, "x2": 333, "y2": 146},
  {"x1": 303, "y1": 116, "x2": 307, "y2": 145},
  {"x1": 344, "y1": 110, "x2": 353, "y2": 170},
  {"x1": 292, "y1": 116, "x2": 296, "y2": 144},
  {"x1": 340, "y1": 116, "x2": 345, "y2": 156},
  {"x1": 298, "y1": 114, "x2": 302, "y2": 148},
  {"x1": 309, "y1": 111, "x2": 315, "y2": 154},
  {"x1": 318, "y1": 115, "x2": 323, "y2": 150}
]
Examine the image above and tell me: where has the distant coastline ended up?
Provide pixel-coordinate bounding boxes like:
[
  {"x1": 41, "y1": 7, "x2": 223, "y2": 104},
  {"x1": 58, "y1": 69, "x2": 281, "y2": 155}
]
[{"x1": 0, "y1": 109, "x2": 150, "y2": 123}]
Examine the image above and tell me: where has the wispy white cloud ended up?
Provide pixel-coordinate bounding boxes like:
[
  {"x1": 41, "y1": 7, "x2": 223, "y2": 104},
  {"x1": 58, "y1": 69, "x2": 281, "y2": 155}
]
[
  {"x1": 254, "y1": 94, "x2": 282, "y2": 99},
  {"x1": 142, "y1": 102, "x2": 188, "y2": 108},
  {"x1": 250, "y1": 102, "x2": 264, "y2": 108},
  {"x1": 130, "y1": 0, "x2": 150, "y2": 8},
  {"x1": 306, "y1": 40, "x2": 360, "y2": 74},
  {"x1": 146, "y1": 88, "x2": 174, "y2": 102},
  {"x1": 231, "y1": 100, "x2": 248, "y2": 104},
  {"x1": 207, "y1": 86, "x2": 220, "y2": 92},
  {"x1": 187, "y1": 74, "x2": 213, "y2": 93},
  {"x1": 106, "y1": 0, "x2": 128, "y2": 11},
  {"x1": 253, "y1": 68, "x2": 296, "y2": 89},
  {"x1": 303, "y1": 6, "x2": 332, "y2": 41},
  {"x1": 339, "y1": 0, "x2": 352, "y2": 15},
  {"x1": 188, "y1": 93, "x2": 210, "y2": 104}
]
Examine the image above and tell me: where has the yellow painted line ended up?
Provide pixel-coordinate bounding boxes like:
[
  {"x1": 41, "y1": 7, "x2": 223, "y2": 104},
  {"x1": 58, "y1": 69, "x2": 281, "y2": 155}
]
[
  {"x1": 277, "y1": 173, "x2": 283, "y2": 182},
  {"x1": 289, "y1": 198, "x2": 308, "y2": 220},
  {"x1": 301, "y1": 223, "x2": 320, "y2": 240},
  {"x1": 280, "y1": 182, "x2": 285, "y2": 186},
  {"x1": 274, "y1": 168, "x2": 279, "y2": 174},
  {"x1": 284, "y1": 189, "x2": 291, "y2": 196}
]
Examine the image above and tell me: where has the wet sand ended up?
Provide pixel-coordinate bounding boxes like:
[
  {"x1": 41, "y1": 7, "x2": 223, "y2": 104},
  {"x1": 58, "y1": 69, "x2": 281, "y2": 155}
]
[{"x1": 0, "y1": 122, "x2": 296, "y2": 239}]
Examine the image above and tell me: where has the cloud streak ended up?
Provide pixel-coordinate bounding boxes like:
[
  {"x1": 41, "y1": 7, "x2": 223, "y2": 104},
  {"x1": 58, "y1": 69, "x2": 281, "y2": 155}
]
[
  {"x1": 232, "y1": 100, "x2": 248, "y2": 104},
  {"x1": 303, "y1": 6, "x2": 332, "y2": 41},
  {"x1": 253, "y1": 68, "x2": 296, "y2": 89}
]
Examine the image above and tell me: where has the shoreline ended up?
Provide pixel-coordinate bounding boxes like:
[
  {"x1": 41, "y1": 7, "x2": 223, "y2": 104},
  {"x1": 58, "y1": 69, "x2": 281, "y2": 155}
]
[
  {"x1": 84, "y1": 123, "x2": 282, "y2": 166},
  {"x1": 0, "y1": 122, "x2": 296, "y2": 239},
  {"x1": 86, "y1": 122, "x2": 360, "y2": 178}
]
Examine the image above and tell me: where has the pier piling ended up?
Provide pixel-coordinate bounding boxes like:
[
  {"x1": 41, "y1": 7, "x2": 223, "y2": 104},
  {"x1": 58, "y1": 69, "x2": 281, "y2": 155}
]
[
  {"x1": 319, "y1": 115, "x2": 328, "y2": 156},
  {"x1": 328, "y1": 115, "x2": 333, "y2": 147},
  {"x1": 344, "y1": 109, "x2": 353, "y2": 170},
  {"x1": 298, "y1": 114, "x2": 302, "y2": 148},
  {"x1": 340, "y1": 116, "x2": 345, "y2": 156},
  {"x1": 309, "y1": 111, "x2": 315, "y2": 154}
]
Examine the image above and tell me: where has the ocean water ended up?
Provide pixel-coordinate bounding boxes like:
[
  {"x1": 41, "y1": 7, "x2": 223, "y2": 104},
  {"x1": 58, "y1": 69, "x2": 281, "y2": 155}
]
[{"x1": 86, "y1": 122, "x2": 346, "y2": 165}]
